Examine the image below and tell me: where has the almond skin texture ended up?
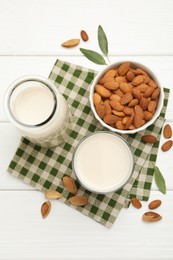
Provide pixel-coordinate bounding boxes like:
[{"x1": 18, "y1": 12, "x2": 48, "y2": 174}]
[
  {"x1": 141, "y1": 135, "x2": 157, "y2": 143},
  {"x1": 93, "y1": 93, "x2": 101, "y2": 106},
  {"x1": 103, "y1": 114, "x2": 118, "y2": 124},
  {"x1": 133, "y1": 114, "x2": 143, "y2": 128},
  {"x1": 132, "y1": 75, "x2": 145, "y2": 86},
  {"x1": 148, "y1": 200, "x2": 161, "y2": 210},
  {"x1": 142, "y1": 211, "x2": 162, "y2": 222},
  {"x1": 132, "y1": 88, "x2": 142, "y2": 100},
  {"x1": 163, "y1": 124, "x2": 172, "y2": 138},
  {"x1": 120, "y1": 93, "x2": 133, "y2": 105},
  {"x1": 61, "y1": 39, "x2": 80, "y2": 48},
  {"x1": 104, "y1": 81, "x2": 119, "y2": 90},
  {"x1": 131, "y1": 198, "x2": 142, "y2": 209},
  {"x1": 68, "y1": 196, "x2": 88, "y2": 206},
  {"x1": 126, "y1": 70, "x2": 135, "y2": 81},
  {"x1": 95, "y1": 85, "x2": 111, "y2": 98},
  {"x1": 139, "y1": 98, "x2": 148, "y2": 111},
  {"x1": 95, "y1": 103, "x2": 106, "y2": 119},
  {"x1": 128, "y1": 99, "x2": 139, "y2": 107},
  {"x1": 118, "y1": 62, "x2": 130, "y2": 76},
  {"x1": 161, "y1": 140, "x2": 173, "y2": 152},
  {"x1": 63, "y1": 176, "x2": 78, "y2": 195},
  {"x1": 109, "y1": 101, "x2": 124, "y2": 111},
  {"x1": 41, "y1": 201, "x2": 51, "y2": 219},
  {"x1": 45, "y1": 190, "x2": 62, "y2": 199},
  {"x1": 80, "y1": 30, "x2": 89, "y2": 41}
]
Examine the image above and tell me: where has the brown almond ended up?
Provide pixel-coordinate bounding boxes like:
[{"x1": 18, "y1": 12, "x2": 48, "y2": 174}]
[
  {"x1": 126, "y1": 70, "x2": 135, "y2": 81},
  {"x1": 148, "y1": 100, "x2": 157, "y2": 113},
  {"x1": 120, "y1": 93, "x2": 133, "y2": 105},
  {"x1": 141, "y1": 135, "x2": 157, "y2": 143},
  {"x1": 137, "y1": 83, "x2": 149, "y2": 93},
  {"x1": 93, "y1": 92, "x2": 101, "y2": 106},
  {"x1": 95, "y1": 84, "x2": 111, "y2": 98},
  {"x1": 114, "y1": 89, "x2": 124, "y2": 97},
  {"x1": 148, "y1": 79, "x2": 157, "y2": 88},
  {"x1": 133, "y1": 114, "x2": 144, "y2": 128},
  {"x1": 132, "y1": 88, "x2": 142, "y2": 100},
  {"x1": 163, "y1": 124, "x2": 172, "y2": 138},
  {"x1": 99, "y1": 76, "x2": 115, "y2": 85},
  {"x1": 112, "y1": 110, "x2": 125, "y2": 117},
  {"x1": 151, "y1": 88, "x2": 160, "y2": 99},
  {"x1": 63, "y1": 176, "x2": 78, "y2": 194},
  {"x1": 161, "y1": 140, "x2": 173, "y2": 152},
  {"x1": 118, "y1": 62, "x2": 130, "y2": 76},
  {"x1": 128, "y1": 99, "x2": 139, "y2": 107},
  {"x1": 119, "y1": 82, "x2": 132, "y2": 93},
  {"x1": 41, "y1": 201, "x2": 51, "y2": 219},
  {"x1": 132, "y1": 75, "x2": 145, "y2": 86},
  {"x1": 123, "y1": 106, "x2": 133, "y2": 115},
  {"x1": 143, "y1": 87, "x2": 155, "y2": 98},
  {"x1": 139, "y1": 98, "x2": 148, "y2": 111},
  {"x1": 115, "y1": 76, "x2": 127, "y2": 84},
  {"x1": 122, "y1": 116, "x2": 129, "y2": 125},
  {"x1": 104, "y1": 100, "x2": 112, "y2": 115},
  {"x1": 110, "y1": 94, "x2": 121, "y2": 102},
  {"x1": 95, "y1": 103, "x2": 106, "y2": 119},
  {"x1": 109, "y1": 101, "x2": 124, "y2": 111},
  {"x1": 68, "y1": 196, "x2": 88, "y2": 206},
  {"x1": 134, "y1": 105, "x2": 144, "y2": 118},
  {"x1": 136, "y1": 68, "x2": 149, "y2": 76},
  {"x1": 104, "y1": 69, "x2": 117, "y2": 78},
  {"x1": 104, "y1": 81, "x2": 119, "y2": 90},
  {"x1": 116, "y1": 120, "x2": 125, "y2": 130},
  {"x1": 125, "y1": 115, "x2": 134, "y2": 129},
  {"x1": 45, "y1": 190, "x2": 62, "y2": 199},
  {"x1": 131, "y1": 198, "x2": 142, "y2": 209},
  {"x1": 142, "y1": 75, "x2": 150, "y2": 84},
  {"x1": 148, "y1": 200, "x2": 161, "y2": 210},
  {"x1": 80, "y1": 30, "x2": 89, "y2": 41},
  {"x1": 144, "y1": 111, "x2": 153, "y2": 121},
  {"x1": 142, "y1": 211, "x2": 162, "y2": 222},
  {"x1": 61, "y1": 39, "x2": 80, "y2": 48},
  {"x1": 104, "y1": 114, "x2": 118, "y2": 124}
]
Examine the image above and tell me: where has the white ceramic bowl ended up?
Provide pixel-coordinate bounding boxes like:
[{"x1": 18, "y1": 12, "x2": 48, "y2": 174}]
[{"x1": 89, "y1": 61, "x2": 164, "y2": 134}]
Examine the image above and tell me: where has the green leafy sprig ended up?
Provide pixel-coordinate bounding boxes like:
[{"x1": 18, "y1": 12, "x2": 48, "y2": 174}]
[
  {"x1": 154, "y1": 165, "x2": 166, "y2": 194},
  {"x1": 80, "y1": 25, "x2": 109, "y2": 65}
]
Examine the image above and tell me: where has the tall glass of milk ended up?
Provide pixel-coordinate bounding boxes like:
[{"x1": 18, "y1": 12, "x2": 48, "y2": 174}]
[{"x1": 4, "y1": 75, "x2": 72, "y2": 147}]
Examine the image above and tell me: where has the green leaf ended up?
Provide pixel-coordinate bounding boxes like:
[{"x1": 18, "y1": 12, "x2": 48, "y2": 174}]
[
  {"x1": 154, "y1": 166, "x2": 166, "y2": 194},
  {"x1": 80, "y1": 48, "x2": 107, "y2": 65},
  {"x1": 98, "y1": 25, "x2": 108, "y2": 56}
]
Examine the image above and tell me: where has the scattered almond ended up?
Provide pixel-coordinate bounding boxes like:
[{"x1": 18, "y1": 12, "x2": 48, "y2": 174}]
[
  {"x1": 148, "y1": 199, "x2": 161, "y2": 210},
  {"x1": 61, "y1": 39, "x2": 80, "y2": 48},
  {"x1": 45, "y1": 190, "x2": 62, "y2": 199},
  {"x1": 163, "y1": 124, "x2": 172, "y2": 139},
  {"x1": 142, "y1": 211, "x2": 162, "y2": 222},
  {"x1": 80, "y1": 30, "x2": 89, "y2": 41},
  {"x1": 118, "y1": 62, "x2": 130, "y2": 76},
  {"x1": 161, "y1": 140, "x2": 173, "y2": 152},
  {"x1": 63, "y1": 176, "x2": 78, "y2": 194},
  {"x1": 131, "y1": 198, "x2": 142, "y2": 209},
  {"x1": 68, "y1": 196, "x2": 88, "y2": 206},
  {"x1": 41, "y1": 201, "x2": 51, "y2": 219},
  {"x1": 141, "y1": 135, "x2": 157, "y2": 143}
]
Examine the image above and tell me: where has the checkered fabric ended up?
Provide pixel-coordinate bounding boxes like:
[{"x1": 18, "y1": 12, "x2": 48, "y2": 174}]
[{"x1": 7, "y1": 59, "x2": 170, "y2": 228}]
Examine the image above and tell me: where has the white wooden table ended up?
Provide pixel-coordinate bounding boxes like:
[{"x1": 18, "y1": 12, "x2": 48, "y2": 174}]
[{"x1": 1, "y1": 0, "x2": 173, "y2": 259}]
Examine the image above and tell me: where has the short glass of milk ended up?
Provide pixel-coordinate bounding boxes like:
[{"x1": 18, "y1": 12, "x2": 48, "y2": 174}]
[
  {"x1": 72, "y1": 131, "x2": 134, "y2": 194},
  {"x1": 4, "y1": 75, "x2": 72, "y2": 147}
]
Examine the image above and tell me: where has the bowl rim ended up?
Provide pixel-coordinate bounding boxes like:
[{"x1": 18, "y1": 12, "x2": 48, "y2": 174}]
[
  {"x1": 72, "y1": 131, "x2": 135, "y2": 194},
  {"x1": 89, "y1": 60, "x2": 164, "y2": 134}
]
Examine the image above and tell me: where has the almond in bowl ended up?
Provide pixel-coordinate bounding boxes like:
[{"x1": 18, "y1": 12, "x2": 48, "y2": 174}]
[{"x1": 89, "y1": 61, "x2": 164, "y2": 134}]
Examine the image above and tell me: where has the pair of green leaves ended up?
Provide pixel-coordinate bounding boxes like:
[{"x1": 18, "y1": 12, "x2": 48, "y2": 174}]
[
  {"x1": 80, "y1": 25, "x2": 108, "y2": 65},
  {"x1": 154, "y1": 165, "x2": 166, "y2": 194}
]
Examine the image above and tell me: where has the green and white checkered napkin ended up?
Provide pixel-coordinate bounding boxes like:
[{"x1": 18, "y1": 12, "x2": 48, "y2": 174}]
[{"x1": 8, "y1": 59, "x2": 170, "y2": 228}]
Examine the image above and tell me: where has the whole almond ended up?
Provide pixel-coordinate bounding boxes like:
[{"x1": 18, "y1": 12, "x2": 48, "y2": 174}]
[
  {"x1": 103, "y1": 114, "x2": 118, "y2": 124},
  {"x1": 143, "y1": 87, "x2": 155, "y2": 98},
  {"x1": 134, "y1": 114, "x2": 144, "y2": 128},
  {"x1": 163, "y1": 124, "x2": 172, "y2": 138},
  {"x1": 139, "y1": 98, "x2": 148, "y2": 111},
  {"x1": 142, "y1": 211, "x2": 162, "y2": 222},
  {"x1": 123, "y1": 106, "x2": 133, "y2": 115},
  {"x1": 143, "y1": 75, "x2": 150, "y2": 84},
  {"x1": 161, "y1": 140, "x2": 173, "y2": 152},
  {"x1": 125, "y1": 115, "x2": 134, "y2": 129},
  {"x1": 109, "y1": 101, "x2": 124, "y2": 111},
  {"x1": 95, "y1": 103, "x2": 106, "y2": 119},
  {"x1": 61, "y1": 39, "x2": 80, "y2": 48},
  {"x1": 104, "y1": 69, "x2": 117, "y2": 78},
  {"x1": 132, "y1": 75, "x2": 145, "y2": 86},
  {"x1": 137, "y1": 83, "x2": 149, "y2": 93},
  {"x1": 68, "y1": 196, "x2": 88, "y2": 206},
  {"x1": 41, "y1": 201, "x2": 51, "y2": 219},
  {"x1": 104, "y1": 100, "x2": 112, "y2": 114},
  {"x1": 80, "y1": 30, "x2": 89, "y2": 41},
  {"x1": 120, "y1": 93, "x2": 133, "y2": 105},
  {"x1": 148, "y1": 79, "x2": 157, "y2": 88},
  {"x1": 128, "y1": 98, "x2": 139, "y2": 107},
  {"x1": 148, "y1": 100, "x2": 157, "y2": 113},
  {"x1": 95, "y1": 85, "x2": 111, "y2": 98},
  {"x1": 118, "y1": 62, "x2": 130, "y2": 76},
  {"x1": 126, "y1": 70, "x2": 135, "y2": 81},
  {"x1": 99, "y1": 76, "x2": 115, "y2": 85},
  {"x1": 45, "y1": 190, "x2": 62, "y2": 199},
  {"x1": 136, "y1": 68, "x2": 149, "y2": 76},
  {"x1": 112, "y1": 110, "x2": 125, "y2": 117},
  {"x1": 93, "y1": 93, "x2": 101, "y2": 106},
  {"x1": 116, "y1": 120, "x2": 125, "y2": 130},
  {"x1": 119, "y1": 82, "x2": 132, "y2": 93},
  {"x1": 63, "y1": 176, "x2": 78, "y2": 194},
  {"x1": 115, "y1": 76, "x2": 127, "y2": 84},
  {"x1": 132, "y1": 88, "x2": 142, "y2": 100},
  {"x1": 110, "y1": 94, "x2": 121, "y2": 102},
  {"x1": 141, "y1": 135, "x2": 157, "y2": 143},
  {"x1": 148, "y1": 199, "x2": 161, "y2": 210},
  {"x1": 104, "y1": 81, "x2": 119, "y2": 90},
  {"x1": 134, "y1": 105, "x2": 144, "y2": 118},
  {"x1": 131, "y1": 198, "x2": 142, "y2": 209},
  {"x1": 144, "y1": 111, "x2": 153, "y2": 121},
  {"x1": 151, "y1": 88, "x2": 160, "y2": 99},
  {"x1": 114, "y1": 89, "x2": 124, "y2": 97}
]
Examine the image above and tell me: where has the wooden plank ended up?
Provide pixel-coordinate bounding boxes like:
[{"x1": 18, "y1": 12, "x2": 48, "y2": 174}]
[
  {"x1": 0, "y1": 190, "x2": 172, "y2": 260},
  {"x1": 0, "y1": 0, "x2": 173, "y2": 55}
]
